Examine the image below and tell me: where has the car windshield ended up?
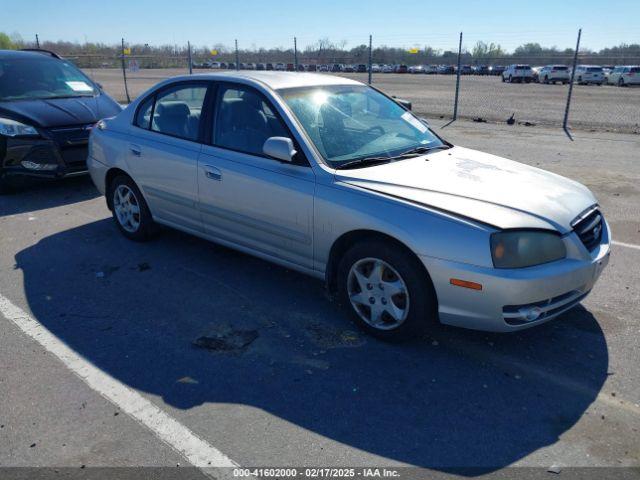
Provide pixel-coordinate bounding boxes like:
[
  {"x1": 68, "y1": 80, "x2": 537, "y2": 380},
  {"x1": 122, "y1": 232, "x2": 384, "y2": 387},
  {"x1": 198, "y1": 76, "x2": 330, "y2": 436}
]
[
  {"x1": 0, "y1": 56, "x2": 98, "y2": 101},
  {"x1": 279, "y1": 85, "x2": 445, "y2": 168}
]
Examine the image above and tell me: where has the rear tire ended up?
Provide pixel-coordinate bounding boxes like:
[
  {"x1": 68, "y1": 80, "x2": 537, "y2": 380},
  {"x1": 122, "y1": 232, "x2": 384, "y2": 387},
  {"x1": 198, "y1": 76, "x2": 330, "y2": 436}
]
[
  {"x1": 618, "y1": 78, "x2": 625, "y2": 87},
  {"x1": 108, "y1": 175, "x2": 158, "y2": 242},
  {"x1": 336, "y1": 240, "x2": 437, "y2": 341}
]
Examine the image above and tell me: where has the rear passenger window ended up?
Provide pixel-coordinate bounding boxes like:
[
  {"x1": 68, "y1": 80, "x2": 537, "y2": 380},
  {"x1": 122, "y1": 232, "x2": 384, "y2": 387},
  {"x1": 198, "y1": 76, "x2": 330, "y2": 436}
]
[
  {"x1": 214, "y1": 85, "x2": 289, "y2": 156},
  {"x1": 151, "y1": 84, "x2": 208, "y2": 141}
]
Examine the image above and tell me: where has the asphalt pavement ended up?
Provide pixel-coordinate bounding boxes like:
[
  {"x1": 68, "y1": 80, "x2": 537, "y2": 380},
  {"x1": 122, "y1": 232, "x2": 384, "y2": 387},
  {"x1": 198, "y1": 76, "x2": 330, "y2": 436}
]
[{"x1": 0, "y1": 121, "x2": 638, "y2": 479}]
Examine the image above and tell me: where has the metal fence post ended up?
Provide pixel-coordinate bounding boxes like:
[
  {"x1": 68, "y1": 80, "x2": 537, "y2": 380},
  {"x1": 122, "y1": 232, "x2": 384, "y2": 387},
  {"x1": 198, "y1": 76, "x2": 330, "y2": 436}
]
[
  {"x1": 35, "y1": 34, "x2": 40, "y2": 48},
  {"x1": 368, "y1": 35, "x2": 373, "y2": 84},
  {"x1": 120, "y1": 38, "x2": 131, "y2": 104},
  {"x1": 563, "y1": 28, "x2": 582, "y2": 139},
  {"x1": 294, "y1": 37, "x2": 298, "y2": 70},
  {"x1": 453, "y1": 31, "x2": 463, "y2": 122},
  {"x1": 235, "y1": 39, "x2": 239, "y2": 70},
  {"x1": 187, "y1": 41, "x2": 193, "y2": 74}
]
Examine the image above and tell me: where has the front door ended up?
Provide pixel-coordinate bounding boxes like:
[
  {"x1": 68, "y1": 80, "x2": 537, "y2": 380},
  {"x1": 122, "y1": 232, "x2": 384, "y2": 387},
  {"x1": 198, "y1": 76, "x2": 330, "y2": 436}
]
[{"x1": 197, "y1": 83, "x2": 315, "y2": 269}]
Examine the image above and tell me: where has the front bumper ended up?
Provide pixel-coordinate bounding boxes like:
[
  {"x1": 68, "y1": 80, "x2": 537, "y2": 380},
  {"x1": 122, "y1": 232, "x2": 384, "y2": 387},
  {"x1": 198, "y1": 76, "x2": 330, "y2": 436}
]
[
  {"x1": 420, "y1": 221, "x2": 611, "y2": 332},
  {"x1": 1, "y1": 129, "x2": 90, "y2": 179}
]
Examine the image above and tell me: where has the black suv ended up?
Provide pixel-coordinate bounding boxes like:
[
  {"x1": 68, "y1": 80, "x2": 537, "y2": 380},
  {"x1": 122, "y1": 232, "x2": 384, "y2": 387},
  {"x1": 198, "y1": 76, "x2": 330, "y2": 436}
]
[{"x1": 0, "y1": 49, "x2": 121, "y2": 192}]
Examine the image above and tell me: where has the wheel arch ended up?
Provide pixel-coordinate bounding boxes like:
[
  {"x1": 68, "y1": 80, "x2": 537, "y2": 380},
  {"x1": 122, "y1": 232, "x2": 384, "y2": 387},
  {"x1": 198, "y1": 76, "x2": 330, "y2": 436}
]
[
  {"x1": 104, "y1": 167, "x2": 132, "y2": 210},
  {"x1": 325, "y1": 229, "x2": 436, "y2": 299}
]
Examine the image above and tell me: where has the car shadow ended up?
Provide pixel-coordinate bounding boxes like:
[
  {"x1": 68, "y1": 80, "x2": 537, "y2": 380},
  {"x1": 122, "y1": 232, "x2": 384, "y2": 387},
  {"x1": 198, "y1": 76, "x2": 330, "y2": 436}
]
[
  {"x1": 0, "y1": 175, "x2": 99, "y2": 217},
  {"x1": 15, "y1": 219, "x2": 609, "y2": 474}
]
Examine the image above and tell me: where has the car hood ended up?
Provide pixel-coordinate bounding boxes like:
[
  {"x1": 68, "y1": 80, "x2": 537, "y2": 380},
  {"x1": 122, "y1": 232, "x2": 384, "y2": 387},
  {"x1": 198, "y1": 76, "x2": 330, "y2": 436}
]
[
  {"x1": 336, "y1": 146, "x2": 597, "y2": 233},
  {"x1": 0, "y1": 94, "x2": 122, "y2": 128}
]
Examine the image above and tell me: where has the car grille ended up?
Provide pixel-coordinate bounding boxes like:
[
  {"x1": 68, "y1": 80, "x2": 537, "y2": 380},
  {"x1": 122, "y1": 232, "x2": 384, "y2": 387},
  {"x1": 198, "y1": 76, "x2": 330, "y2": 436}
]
[
  {"x1": 48, "y1": 125, "x2": 93, "y2": 170},
  {"x1": 572, "y1": 208, "x2": 604, "y2": 252},
  {"x1": 49, "y1": 125, "x2": 92, "y2": 147}
]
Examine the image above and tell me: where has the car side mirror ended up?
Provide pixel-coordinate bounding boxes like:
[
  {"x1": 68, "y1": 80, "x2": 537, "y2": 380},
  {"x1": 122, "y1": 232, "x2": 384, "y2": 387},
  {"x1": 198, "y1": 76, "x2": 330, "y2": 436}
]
[
  {"x1": 392, "y1": 96, "x2": 412, "y2": 110},
  {"x1": 263, "y1": 137, "x2": 296, "y2": 163}
]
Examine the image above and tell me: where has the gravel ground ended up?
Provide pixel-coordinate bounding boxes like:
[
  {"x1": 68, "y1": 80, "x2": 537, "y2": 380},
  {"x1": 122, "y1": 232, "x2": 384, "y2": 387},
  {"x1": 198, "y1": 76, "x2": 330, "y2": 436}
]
[
  {"x1": 0, "y1": 121, "x2": 639, "y2": 478},
  {"x1": 84, "y1": 68, "x2": 640, "y2": 133}
]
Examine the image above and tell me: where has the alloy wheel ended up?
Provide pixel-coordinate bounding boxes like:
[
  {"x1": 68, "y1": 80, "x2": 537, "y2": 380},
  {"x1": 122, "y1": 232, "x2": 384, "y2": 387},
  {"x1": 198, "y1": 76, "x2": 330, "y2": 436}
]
[
  {"x1": 347, "y1": 257, "x2": 410, "y2": 330},
  {"x1": 113, "y1": 184, "x2": 141, "y2": 233}
]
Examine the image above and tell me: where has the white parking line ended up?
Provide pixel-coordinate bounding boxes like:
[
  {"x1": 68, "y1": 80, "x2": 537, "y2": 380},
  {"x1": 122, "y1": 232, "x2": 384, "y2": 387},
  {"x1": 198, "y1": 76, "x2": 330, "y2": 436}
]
[
  {"x1": 612, "y1": 240, "x2": 640, "y2": 251},
  {"x1": 0, "y1": 293, "x2": 238, "y2": 474}
]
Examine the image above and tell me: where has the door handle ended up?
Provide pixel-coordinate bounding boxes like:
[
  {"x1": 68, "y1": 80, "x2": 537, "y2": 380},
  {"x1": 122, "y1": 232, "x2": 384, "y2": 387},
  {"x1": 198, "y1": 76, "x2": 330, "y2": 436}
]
[
  {"x1": 204, "y1": 165, "x2": 222, "y2": 181},
  {"x1": 129, "y1": 144, "x2": 142, "y2": 157}
]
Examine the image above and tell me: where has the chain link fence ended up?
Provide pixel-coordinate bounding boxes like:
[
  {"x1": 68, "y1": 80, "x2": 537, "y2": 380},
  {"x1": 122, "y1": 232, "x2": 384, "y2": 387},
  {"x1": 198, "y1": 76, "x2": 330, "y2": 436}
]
[{"x1": 53, "y1": 32, "x2": 640, "y2": 135}]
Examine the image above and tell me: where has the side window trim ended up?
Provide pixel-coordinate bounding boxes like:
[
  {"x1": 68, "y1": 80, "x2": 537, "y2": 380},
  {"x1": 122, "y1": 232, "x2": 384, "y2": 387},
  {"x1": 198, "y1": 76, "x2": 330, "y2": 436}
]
[
  {"x1": 132, "y1": 80, "x2": 213, "y2": 143},
  {"x1": 210, "y1": 81, "x2": 309, "y2": 166}
]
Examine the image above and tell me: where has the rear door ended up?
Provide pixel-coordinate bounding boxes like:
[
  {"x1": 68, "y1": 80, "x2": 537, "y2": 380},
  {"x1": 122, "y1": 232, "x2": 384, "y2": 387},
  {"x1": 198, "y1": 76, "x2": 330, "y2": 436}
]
[
  {"x1": 127, "y1": 81, "x2": 211, "y2": 232},
  {"x1": 197, "y1": 82, "x2": 316, "y2": 269}
]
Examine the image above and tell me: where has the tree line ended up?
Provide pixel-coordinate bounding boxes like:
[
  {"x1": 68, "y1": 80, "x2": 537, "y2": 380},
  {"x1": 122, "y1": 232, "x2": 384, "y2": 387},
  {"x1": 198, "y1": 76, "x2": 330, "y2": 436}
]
[{"x1": 2, "y1": 32, "x2": 639, "y2": 68}]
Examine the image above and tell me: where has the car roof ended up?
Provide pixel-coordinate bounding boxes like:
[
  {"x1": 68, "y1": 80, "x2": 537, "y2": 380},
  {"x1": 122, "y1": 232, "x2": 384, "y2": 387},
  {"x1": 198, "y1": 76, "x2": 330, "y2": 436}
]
[
  {"x1": 0, "y1": 49, "x2": 60, "y2": 60},
  {"x1": 168, "y1": 71, "x2": 362, "y2": 90}
]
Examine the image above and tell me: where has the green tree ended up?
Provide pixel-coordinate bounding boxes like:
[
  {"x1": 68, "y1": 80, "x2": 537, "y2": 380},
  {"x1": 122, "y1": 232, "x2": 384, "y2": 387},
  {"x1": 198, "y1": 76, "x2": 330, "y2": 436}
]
[{"x1": 0, "y1": 32, "x2": 16, "y2": 49}]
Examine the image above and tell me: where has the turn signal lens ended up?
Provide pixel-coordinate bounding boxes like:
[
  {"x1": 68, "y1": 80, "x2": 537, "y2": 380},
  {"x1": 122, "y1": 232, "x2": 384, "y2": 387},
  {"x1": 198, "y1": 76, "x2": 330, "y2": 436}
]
[{"x1": 450, "y1": 278, "x2": 483, "y2": 291}]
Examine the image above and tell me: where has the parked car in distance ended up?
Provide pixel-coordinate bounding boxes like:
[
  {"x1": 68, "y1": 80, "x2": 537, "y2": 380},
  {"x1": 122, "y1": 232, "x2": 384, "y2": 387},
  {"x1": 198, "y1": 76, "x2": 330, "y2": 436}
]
[
  {"x1": 370, "y1": 63, "x2": 381, "y2": 73},
  {"x1": 296, "y1": 64, "x2": 305, "y2": 72},
  {"x1": 395, "y1": 64, "x2": 409, "y2": 73},
  {"x1": 256, "y1": 63, "x2": 266, "y2": 71},
  {"x1": 537, "y1": 65, "x2": 570, "y2": 84},
  {"x1": 408, "y1": 65, "x2": 425, "y2": 74},
  {"x1": 460, "y1": 65, "x2": 473, "y2": 75},
  {"x1": 318, "y1": 64, "x2": 329, "y2": 72},
  {"x1": 475, "y1": 65, "x2": 491, "y2": 76},
  {"x1": 307, "y1": 64, "x2": 317, "y2": 72},
  {"x1": 382, "y1": 64, "x2": 395, "y2": 73},
  {"x1": 491, "y1": 65, "x2": 506, "y2": 76},
  {"x1": 356, "y1": 64, "x2": 367, "y2": 73},
  {"x1": 343, "y1": 65, "x2": 355, "y2": 73},
  {"x1": 437, "y1": 65, "x2": 455, "y2": 74},
  {"x1": 606, "y1": 65, "x2": 640, "y2": 86},
  {"x1": 574, "y1": 65, "x2": 604, "y2": 85},
  {"x1": 265, "y1": 63, "x2": 274, "y2": 71},
  {"x1": 0, "y1": 49, "x2": 122, "y2": 192},
  {"x1": 286, "y1": 63, "x2": 295, "y2": 72},
  {"x1": 275, "y1": 63, "x2": 285, "y2": 71},
  {"x1": 331, "y1": 64, "x2": 343, "y2": 72},
  {"x1": 502, "y1": 64, "x2": 534, "y2": 83},
  {"x1": 88, "y1": 71, "x2": 610, "y2": 339},
  {"x1": 425, "y1": 65, "x2": 439, "y2": 74}
]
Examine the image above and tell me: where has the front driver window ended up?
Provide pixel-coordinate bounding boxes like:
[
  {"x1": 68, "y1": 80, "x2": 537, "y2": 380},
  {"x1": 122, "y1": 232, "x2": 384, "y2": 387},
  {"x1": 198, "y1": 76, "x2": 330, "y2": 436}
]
[
  {"x1": 151, "y1": 84, "x2": 208, "y2": 141},
  {"x1": 214, "y1": 85, "x2": 289, "y2": 156}
]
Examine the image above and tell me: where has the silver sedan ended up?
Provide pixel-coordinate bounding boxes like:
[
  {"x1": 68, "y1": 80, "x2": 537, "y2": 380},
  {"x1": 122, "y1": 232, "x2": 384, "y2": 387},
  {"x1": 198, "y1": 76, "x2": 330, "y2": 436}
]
[{"x1": 87, "y1": 72, "x2": 610, "y2": 340}]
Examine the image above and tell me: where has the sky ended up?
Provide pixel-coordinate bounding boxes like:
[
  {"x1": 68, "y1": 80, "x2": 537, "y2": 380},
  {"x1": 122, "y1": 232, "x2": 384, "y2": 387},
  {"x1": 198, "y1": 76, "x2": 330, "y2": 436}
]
[{"x1": 3, "y1": 0, "x2": 639, "y2": 52}]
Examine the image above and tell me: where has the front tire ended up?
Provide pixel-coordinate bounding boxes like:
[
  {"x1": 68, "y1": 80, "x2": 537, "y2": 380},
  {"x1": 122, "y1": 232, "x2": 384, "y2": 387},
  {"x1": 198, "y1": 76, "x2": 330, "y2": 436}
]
[
  {"x1": 108, "y1": 175, "x2": 158, "y2": 241},
  {"x1": 337, "y1": 240, "x2": 437, "y2": 341}
]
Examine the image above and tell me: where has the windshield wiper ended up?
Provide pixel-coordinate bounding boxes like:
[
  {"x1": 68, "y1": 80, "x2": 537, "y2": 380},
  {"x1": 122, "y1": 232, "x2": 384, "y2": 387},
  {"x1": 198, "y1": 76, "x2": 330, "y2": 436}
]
[
  {"x1": 42, "y1": 94, "x2": 95, "y2": 100},
  {"x1": 335, "y1": 157, "x2": 392, "y2": 170},
  {"x1": 335, "y1": 145, "x2": 451, "y2": 170},
  {"x1": 398, "y1": 144, "x2": 451, "y2": 156}
]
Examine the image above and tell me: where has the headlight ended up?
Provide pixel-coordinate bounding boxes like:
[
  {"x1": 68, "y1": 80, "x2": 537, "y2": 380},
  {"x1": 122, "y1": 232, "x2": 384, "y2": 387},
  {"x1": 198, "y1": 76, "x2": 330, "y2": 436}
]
[
  {"x1": 491, "y1": 230, "x2": 566, "y2": 269},
  {"x1": 0, "y1": 117, "x2": 39, "y2": 137}
]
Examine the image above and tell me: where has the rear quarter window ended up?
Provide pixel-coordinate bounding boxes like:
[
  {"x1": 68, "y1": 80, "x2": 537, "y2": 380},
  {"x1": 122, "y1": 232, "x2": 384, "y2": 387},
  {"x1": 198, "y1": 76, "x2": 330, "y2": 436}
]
[{"x1": 135, "y1": 96, "x2": 154, "y2": 129}]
